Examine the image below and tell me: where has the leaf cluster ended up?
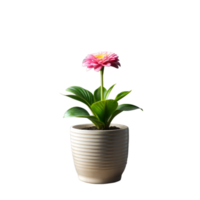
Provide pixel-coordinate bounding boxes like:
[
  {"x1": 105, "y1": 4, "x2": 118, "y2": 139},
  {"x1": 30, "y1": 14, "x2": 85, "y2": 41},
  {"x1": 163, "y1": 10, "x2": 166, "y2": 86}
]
[{"x1": 57, "y1": 83, "x2": 145, "y2": 129}]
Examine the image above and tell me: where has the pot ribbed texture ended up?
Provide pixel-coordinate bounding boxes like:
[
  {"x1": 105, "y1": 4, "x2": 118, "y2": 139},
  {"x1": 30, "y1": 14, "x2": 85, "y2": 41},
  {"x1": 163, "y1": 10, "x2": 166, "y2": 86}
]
[{"x1": 70, "y1": 124, "x2": 129, "y2": 184}]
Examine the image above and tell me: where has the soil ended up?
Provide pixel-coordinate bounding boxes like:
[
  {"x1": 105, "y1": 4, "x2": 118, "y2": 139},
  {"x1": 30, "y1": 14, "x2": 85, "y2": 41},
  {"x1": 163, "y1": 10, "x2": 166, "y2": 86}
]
[{"x1": 81, "y1": 126, "x2": 120, "y2": 130}]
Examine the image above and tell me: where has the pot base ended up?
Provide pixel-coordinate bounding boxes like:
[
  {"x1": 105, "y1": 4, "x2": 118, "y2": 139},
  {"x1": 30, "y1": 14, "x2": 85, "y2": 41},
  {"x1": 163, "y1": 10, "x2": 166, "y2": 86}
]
[{"x1": 78, "y1": 175, "x2": 121, "y2": 184}]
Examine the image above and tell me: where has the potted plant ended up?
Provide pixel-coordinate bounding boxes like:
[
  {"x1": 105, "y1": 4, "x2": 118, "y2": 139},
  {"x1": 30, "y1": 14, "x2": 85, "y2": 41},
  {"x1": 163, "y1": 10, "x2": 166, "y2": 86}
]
[{"x1": 63, "y1": 52, "x2": 143, "y2": 184}]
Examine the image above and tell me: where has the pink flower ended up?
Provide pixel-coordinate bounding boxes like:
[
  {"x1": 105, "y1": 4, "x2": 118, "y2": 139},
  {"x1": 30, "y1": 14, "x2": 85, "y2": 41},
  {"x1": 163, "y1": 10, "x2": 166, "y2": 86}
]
[{"x1": 82, "y1": 52, "x2": 121, "y2": 72}]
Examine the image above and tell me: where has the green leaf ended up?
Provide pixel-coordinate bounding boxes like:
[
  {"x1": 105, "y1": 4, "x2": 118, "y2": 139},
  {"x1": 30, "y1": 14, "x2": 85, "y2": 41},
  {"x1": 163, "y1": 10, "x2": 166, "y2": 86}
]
[
  {"x1": 117, "y1": 104, "x2": 143, "y2": 111},
  {"x1": 91, "y1": 100, "x2": 118, "y2": 127},
  {"x1": 92, "y1": 82, "x2": 118, "y2": 102},
  {"x1": 66, "y1": 86, "x2": 94, "y2": 106},
  {"x1": 104, "y1": 84, "x2": 116, "y2": 100},
  {"x1": 63, "y1": 107, "x2": 105, "y2": 129},
  {"x1": 107, "y1": 104, "x2": 143, "y2": 126},
  {"x1": 115, "y1": 90, "x2": 131, "y2": 101},
  {"x1": 62, "y1": 106, "x2": 90, "y2": 118},
  {"x1": 63, "y1": 94, "x2": 91, "y2": 108},
  {"x1": 92, "y1": 86, "x2": 107, "y2": 102},
  {"x1": 140, "y1": 108, "x2": 145, "y2": 112}
]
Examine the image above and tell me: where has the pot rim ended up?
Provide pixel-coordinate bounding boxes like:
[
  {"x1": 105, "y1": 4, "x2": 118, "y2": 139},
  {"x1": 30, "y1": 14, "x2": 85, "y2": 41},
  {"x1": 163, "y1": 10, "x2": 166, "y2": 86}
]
[{"x1": 70, "y1": 123, "x2": 128, "y2": 134}]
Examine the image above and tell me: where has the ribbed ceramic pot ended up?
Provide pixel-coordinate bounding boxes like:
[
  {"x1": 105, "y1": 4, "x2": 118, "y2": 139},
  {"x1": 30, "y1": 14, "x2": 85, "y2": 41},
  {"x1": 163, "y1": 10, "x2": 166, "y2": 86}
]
[{"x1": 70, "y1": 124, "x2": 129, "y2": 184}]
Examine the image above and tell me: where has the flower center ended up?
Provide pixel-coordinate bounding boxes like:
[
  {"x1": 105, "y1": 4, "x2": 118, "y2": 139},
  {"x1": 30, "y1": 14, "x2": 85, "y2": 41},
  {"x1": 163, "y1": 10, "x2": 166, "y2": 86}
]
[{"x1": 94, "y1": 54, "x2": 106, "y2": 59}]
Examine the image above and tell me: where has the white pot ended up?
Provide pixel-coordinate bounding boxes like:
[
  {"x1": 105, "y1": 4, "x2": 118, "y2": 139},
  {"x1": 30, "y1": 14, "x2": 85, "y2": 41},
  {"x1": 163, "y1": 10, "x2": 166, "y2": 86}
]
[{"x1": 70, "y1": 124, "x2": 129, "y2": 184}]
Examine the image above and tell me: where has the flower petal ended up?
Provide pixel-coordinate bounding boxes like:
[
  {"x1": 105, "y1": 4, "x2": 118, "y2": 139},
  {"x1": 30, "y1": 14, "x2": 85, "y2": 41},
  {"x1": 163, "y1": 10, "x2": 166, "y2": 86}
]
[
  {"x1": 104, "y1": 63, "x2": 111, "y2": 67},
  {"x1": 111, "y1": 63, "x2": 122, "y2": 69},
  {"x1": 94, "y1": 65, "x2": 103, "y2": 72},
  {"x1": 81, "y1": 63, "x2": 87, "y2": 68}
]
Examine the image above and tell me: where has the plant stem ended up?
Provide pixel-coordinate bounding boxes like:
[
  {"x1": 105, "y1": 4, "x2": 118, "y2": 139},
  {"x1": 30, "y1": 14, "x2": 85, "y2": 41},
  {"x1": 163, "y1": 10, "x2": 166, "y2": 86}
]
[
  {"x1": 103, "y1": 67, "x2": 106, "y2": 87},
  {"x1": 100, "y1": 67, "x2": 104, "y2": 101}
]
